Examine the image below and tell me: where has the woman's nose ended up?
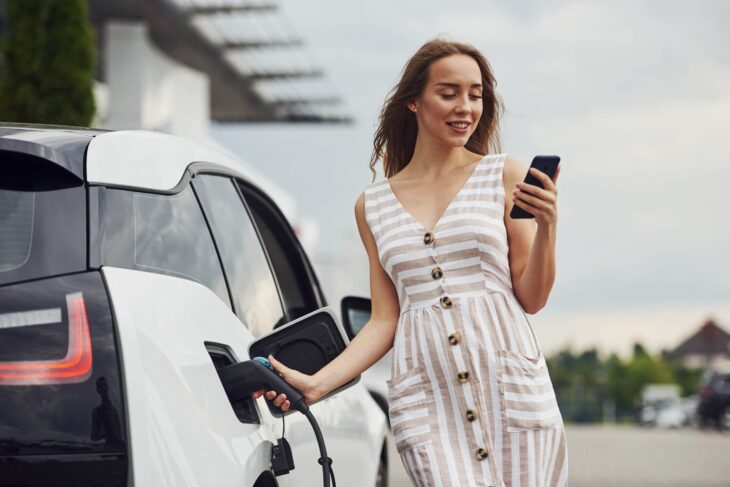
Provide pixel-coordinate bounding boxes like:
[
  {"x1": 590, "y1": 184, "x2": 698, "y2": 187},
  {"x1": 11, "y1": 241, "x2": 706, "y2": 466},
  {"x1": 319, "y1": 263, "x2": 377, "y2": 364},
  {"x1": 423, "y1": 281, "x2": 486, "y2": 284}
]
[{"x1": 454, "y1": 102, "x2": 470, "y2": 114}]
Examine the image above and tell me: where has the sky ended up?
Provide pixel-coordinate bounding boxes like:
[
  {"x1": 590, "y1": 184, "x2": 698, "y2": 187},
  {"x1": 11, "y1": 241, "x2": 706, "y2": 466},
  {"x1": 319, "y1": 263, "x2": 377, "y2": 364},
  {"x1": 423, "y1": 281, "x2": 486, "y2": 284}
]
[{"x1": 211, "y1": 0, "x2": 730, "y2": 358}]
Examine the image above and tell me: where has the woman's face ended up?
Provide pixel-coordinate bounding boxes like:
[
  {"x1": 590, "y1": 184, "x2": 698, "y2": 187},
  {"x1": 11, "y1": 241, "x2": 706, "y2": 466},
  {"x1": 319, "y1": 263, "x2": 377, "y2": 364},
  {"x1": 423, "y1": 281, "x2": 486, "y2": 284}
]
[{"x1": 411, "y1": 53, "x2": 484, "y2": 148}]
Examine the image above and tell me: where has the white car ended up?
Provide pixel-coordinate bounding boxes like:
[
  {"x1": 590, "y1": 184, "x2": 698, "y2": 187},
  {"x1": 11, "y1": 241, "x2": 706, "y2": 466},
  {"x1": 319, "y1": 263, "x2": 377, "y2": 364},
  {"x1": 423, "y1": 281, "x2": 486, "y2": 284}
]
[{"x1": 0, "y1": 124, "x2": 388, "y2": 487}]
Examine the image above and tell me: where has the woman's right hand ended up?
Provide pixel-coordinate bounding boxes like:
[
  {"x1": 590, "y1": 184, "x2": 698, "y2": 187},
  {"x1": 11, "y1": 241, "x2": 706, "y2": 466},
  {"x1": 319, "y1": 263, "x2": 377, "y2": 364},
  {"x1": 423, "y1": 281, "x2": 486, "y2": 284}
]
[{"x1": 250, "y1": 354, "x2": 324, "y2": 412}]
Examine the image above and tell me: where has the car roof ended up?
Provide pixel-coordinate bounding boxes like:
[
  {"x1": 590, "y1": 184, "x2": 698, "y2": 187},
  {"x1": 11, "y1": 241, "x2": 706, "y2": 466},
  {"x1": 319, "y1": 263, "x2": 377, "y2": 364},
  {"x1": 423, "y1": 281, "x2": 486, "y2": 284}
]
[
  {"x1": 87, "y1": 130, "x2": 258, "y2": 192},
  {"x1": 0, "y1": 124, "x2": 260, "y2": 193}
]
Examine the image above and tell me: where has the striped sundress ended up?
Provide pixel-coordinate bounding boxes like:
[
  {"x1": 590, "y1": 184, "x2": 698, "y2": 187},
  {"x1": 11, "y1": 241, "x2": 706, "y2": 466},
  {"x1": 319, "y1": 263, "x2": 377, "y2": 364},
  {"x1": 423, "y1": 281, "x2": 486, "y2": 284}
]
[{"x1": 363, "y1": 153, "x2": 568, "y2": 486}]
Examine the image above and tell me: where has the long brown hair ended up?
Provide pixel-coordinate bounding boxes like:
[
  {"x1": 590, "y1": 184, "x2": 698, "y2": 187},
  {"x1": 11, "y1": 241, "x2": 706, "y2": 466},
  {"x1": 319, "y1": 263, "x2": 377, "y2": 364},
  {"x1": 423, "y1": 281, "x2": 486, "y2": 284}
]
[{"x1": 369, "y1": 38, "x2": 504, "y2": 181}]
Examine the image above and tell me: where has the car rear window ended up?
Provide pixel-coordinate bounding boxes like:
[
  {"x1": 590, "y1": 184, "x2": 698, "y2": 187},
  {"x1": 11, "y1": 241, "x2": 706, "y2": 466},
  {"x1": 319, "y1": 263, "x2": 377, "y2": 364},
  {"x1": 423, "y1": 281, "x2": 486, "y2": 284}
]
[
  {"x1": 0, "y1": 164, "x2": 86, "y2": 286},
  {"x1": 0, "y1": 191, "x2": 34, "y2": 272}
]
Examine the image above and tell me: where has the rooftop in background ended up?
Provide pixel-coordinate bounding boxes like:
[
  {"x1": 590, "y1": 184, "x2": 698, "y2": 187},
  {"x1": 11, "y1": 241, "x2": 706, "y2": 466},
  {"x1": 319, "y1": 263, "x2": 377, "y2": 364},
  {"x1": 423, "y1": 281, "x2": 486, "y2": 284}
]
[
  {"x1": 669, "y1": 319, "x2": 730, "y2": 372},
  {"x1": 671, "y1": 319, "x2": 730, "y2": 358},
  {"x1": 88, "y1": 0, "x2": 351, "y2": 124}
]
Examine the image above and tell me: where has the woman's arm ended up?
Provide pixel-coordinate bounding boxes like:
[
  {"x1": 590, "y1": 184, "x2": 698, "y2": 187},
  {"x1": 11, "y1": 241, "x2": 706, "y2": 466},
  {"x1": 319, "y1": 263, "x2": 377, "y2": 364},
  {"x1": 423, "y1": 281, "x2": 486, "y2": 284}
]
[
  {"x1": 259, "y1": 191, "x2": 401, "y2": 410},
  {"x1": 503, "y1": 155, "x2": 561, "y2": 314}
]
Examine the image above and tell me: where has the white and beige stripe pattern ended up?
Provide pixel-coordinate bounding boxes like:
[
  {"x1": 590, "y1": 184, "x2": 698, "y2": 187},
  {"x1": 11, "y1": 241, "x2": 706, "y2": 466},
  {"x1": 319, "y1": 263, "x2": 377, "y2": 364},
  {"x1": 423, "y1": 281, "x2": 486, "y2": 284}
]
[{"x1": 364, "y1": 154, "x2": 568, "y2": 486}]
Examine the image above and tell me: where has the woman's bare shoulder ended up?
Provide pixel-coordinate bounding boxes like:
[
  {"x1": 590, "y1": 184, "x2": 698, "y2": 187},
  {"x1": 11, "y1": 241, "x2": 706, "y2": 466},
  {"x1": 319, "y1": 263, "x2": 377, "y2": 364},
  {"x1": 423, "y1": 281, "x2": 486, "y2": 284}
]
[{"x1": 354, "y1": 191, "x2": 366, "y2": 218}]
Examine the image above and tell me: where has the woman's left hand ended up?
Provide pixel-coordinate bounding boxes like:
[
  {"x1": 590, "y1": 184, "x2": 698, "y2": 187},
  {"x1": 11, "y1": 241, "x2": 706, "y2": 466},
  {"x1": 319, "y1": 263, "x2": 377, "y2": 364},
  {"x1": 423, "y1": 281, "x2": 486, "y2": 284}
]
[{"x1": 511, "y1": 165, "x2": 561, "y2": 227}]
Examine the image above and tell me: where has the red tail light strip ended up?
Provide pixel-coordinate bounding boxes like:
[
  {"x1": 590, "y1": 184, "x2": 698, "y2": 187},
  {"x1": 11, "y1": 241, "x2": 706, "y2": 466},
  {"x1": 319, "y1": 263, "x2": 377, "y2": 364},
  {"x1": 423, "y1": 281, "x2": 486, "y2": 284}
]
[{"x1": 0, "y1": 292, "x2": 93, "y2": 385}]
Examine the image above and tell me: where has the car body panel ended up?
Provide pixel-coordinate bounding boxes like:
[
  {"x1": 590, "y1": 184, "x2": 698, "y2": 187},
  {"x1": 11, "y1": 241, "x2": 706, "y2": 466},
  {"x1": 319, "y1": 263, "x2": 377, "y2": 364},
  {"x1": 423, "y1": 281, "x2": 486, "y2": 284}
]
[
  {"x1": 103, "y1": 266, "x2": 274, "y2": 486},
  {"x1": 103, "y1": 265, "x2": 387, "y2": 486}
]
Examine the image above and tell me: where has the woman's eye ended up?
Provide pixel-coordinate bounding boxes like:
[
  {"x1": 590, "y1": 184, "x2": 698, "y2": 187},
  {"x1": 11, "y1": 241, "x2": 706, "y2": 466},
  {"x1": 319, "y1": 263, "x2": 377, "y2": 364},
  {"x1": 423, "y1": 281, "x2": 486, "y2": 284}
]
[{"x1": 440, "y1": 94, "x2": 483, "y2": 100}]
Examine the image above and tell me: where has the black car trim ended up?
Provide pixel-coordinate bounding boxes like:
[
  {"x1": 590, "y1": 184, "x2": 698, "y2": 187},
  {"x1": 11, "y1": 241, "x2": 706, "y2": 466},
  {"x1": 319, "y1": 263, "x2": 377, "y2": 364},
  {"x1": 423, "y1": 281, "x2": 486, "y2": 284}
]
[
  {"x1": 0, "y1": 127, "x2": 96, "y2": 182},
  {"x1": 238, "y1": 180, "x2": 328, "y2": 310},
  {"x1": 87, "y1": 161, "x2": 259, "y2": 195},
  {"x1": 99, "y1": 268, "x2": 134, "y2": 486}
]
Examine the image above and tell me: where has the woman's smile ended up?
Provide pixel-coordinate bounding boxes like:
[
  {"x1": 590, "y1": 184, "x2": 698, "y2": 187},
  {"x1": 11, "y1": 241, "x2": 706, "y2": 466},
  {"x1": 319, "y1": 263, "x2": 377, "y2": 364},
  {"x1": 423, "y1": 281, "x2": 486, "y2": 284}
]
[{"x1": 447, "y1": 120, "x2": 471, "y2": 134}]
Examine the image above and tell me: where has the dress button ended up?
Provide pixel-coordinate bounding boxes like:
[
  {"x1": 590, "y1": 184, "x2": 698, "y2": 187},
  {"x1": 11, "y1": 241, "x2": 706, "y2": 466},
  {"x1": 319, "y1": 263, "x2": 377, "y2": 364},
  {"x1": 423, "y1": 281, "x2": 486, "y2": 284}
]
[
  {"x1": 476, "y1": 448, "x2": 489, "y2": 460},
  {"x1": 457, "y1": 371, "x2": 470, "y2": 383},
  {"x1": 466, "y1": 409, "x2": 478, "y2": 421},
  {"x1": 448, "y1": 332, "x2": 461, "y2": 345},
  {"x1": 440, "y1": 296, "x2": 452, "y2": 308},
  {"x1": 431, "y1": 266, "x2": 443, "y2": 279},
  {"x1": 423, "y1": 231, "x2": 434, "y2": 245}
]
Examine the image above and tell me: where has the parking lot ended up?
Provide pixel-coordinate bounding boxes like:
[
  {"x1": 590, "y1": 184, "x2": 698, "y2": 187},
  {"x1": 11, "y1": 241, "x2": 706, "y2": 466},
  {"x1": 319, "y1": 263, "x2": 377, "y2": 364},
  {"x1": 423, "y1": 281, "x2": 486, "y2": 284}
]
[{"x1": 387, "y1": 425, "x2": 730, "y2": 486}]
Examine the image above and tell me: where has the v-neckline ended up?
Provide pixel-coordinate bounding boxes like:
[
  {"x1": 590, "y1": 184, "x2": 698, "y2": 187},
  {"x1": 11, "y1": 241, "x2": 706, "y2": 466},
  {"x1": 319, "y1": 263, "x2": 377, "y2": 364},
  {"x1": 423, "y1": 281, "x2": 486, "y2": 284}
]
[{"x1": 386, "y1": 154, "x2": 487, "y2": 234}]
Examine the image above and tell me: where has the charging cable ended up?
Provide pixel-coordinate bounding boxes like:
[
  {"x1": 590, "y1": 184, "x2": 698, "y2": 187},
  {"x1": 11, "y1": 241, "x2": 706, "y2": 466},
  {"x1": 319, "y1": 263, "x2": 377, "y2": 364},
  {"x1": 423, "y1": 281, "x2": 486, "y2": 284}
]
[{"x1": 219, "y1": 357, "x2": 336, "y2": 487}]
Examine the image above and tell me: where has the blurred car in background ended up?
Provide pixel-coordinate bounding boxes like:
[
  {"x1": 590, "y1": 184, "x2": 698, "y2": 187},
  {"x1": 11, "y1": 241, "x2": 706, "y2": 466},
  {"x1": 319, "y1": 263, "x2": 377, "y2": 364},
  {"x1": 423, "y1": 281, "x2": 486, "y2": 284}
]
[
  {"x1": 340, "y1": 297, "x2": 391, "y2": 426},
  {"x1": 697, "y1": 372, "x2": 730, "y2": 430}
]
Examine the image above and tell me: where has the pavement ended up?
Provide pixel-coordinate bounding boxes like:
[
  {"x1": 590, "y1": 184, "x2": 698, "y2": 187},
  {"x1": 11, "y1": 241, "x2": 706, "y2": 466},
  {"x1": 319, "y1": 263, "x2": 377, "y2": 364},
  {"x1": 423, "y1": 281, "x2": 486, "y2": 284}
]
[{"x1": 386, "y1": 424, "x2": 730, "y2": 486}]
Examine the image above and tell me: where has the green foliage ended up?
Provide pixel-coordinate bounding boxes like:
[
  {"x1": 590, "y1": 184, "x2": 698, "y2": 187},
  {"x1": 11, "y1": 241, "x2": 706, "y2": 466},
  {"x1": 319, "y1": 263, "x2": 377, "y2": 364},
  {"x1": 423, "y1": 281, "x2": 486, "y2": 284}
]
[
  {"x1": 0, "y1": 0, "x2": 46, "y2": 122},
  {"x1": 0, "y1": 0, "x2": 96, "y2": 126},
  {"x1": 547, "y1": 342, "x2": 705, "y2": 423}
]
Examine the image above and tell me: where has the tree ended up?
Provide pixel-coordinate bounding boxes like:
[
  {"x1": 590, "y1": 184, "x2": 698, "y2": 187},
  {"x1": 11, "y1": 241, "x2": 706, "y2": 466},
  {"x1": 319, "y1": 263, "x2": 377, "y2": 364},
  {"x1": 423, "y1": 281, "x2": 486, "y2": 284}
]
[
  {"x1": 0, "y1": 0, "x2": 46, "y2": 122},
  {"x1": 40, "y1": 0, "x2": 95, "y2": 125},
  {"x1": 0, "y1": 0, "x2": 96, "y2": 126},
  {"x1": 548, "y1": 343, "x2": 697, "y2": 423}
]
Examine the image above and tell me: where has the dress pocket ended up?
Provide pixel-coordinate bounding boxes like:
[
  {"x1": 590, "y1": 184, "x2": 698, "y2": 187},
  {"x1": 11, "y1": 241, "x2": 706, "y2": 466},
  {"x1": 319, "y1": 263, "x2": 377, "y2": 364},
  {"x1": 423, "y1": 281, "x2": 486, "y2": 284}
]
[
  {"x1": 386, "y1": 366, "x2": 435, "y2": 453},
  {"x1": 496, "y1": 349, "x2": 562, "y2": 432}
]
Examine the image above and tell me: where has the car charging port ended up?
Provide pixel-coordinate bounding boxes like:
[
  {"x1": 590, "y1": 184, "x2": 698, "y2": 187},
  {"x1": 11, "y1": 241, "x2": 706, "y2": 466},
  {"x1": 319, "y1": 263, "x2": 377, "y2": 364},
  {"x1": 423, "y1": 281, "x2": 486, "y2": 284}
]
[{"x1": 205, "y1": 342, "x2": 259, "y2": 425}]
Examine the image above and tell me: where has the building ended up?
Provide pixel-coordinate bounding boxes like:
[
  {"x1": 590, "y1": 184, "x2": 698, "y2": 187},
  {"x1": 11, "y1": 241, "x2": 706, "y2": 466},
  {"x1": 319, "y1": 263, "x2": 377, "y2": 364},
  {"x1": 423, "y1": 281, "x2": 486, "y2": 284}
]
[
  {"x1": 87, "y1": 0, "x2": 351, "y2": 133},
  {"x1": 669, "y1": 319, "x2": 730, "y2": 371},
  {"x1": 0, "y1": 0, "x2": 351, "y2": 255}
]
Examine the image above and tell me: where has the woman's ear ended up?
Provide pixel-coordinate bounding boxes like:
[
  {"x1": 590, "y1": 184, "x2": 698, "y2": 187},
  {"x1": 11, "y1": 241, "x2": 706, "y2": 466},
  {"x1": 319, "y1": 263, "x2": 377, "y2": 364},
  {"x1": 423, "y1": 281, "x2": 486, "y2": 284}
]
[{"x1": 407, "y1": 102, "x2": 418, "y2": 113}]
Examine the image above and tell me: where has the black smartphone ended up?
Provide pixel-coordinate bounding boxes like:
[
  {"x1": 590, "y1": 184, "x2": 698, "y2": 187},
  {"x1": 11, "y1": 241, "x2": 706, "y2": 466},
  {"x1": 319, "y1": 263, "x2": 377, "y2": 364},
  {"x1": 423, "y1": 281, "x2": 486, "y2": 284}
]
[{"x1": 509, "y1": 155, "x2": 561, "y2": 219}]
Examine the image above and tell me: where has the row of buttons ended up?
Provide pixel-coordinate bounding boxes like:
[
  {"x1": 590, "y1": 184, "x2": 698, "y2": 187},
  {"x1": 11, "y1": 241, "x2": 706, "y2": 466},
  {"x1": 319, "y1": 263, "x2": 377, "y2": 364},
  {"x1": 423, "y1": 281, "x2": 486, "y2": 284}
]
[
  {"x1": 426, "y1": 232, "x2": 489, "y2": 462},
  {"x1": 425, "y1": 232, "x2": 452, "y2": 308}
]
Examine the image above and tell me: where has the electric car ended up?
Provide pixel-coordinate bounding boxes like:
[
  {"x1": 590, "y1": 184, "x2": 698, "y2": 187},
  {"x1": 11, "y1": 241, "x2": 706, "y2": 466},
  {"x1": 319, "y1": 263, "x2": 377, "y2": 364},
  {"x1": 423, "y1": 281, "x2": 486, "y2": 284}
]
[{"x1": 0, "y1": 124, "x2": 388, "y2": 487}]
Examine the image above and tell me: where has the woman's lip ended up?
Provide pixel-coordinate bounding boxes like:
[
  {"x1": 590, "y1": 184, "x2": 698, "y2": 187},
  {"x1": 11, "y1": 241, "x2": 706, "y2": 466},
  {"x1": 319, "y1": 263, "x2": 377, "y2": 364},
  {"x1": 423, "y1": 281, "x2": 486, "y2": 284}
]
[{"x1": 447, "y1": 122, "x2": 470, "y2": 134}]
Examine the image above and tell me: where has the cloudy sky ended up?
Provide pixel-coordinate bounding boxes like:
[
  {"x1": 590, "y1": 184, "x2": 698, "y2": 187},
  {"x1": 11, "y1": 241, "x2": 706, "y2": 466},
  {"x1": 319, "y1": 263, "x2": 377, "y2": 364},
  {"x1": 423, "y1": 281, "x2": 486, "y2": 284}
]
[{"x1": 212, "y1": 0, "x2": 730, "y2": 357}]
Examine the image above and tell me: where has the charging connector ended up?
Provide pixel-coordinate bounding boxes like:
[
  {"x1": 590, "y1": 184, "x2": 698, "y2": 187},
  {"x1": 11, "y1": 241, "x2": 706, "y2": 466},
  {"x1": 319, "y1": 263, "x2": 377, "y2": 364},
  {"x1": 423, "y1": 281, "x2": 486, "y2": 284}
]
[
  {"x1": 218, "y1": 357, "x2": 336, "y2": 487},
  {"x1": 271, "y1": 437, "x2": 295, "y2": 476}
]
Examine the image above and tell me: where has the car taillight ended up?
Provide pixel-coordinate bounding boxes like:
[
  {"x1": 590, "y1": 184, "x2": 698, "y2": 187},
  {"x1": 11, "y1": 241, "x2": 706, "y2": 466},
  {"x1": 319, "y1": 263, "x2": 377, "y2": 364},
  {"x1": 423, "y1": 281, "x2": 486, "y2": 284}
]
[
  {"x1": 0, "y1": 272, "x2": 127, "y2": 483},
  {"x1": 0, "y1": 292, "x2": 92, "y2": 385}
]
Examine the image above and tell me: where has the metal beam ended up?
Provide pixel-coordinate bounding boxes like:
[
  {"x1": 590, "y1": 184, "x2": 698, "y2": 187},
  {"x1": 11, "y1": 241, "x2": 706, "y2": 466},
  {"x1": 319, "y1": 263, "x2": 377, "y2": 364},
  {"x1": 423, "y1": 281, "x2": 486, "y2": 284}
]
[
  {"x1": 285, "y1": 113, "x2": 353, "y2": 124},
  {"x1": 222, "y1": 39, "x2": 303, "y2": 49},
  {"x1": 187, "y1": 4, "x2": 278, "y2": 15},
  {"x1": 247, "y1": 69, "x2": 324, "y2": 81},
  {"x1": 270, "y1": 96, "x2": 342, "y2": 107}
]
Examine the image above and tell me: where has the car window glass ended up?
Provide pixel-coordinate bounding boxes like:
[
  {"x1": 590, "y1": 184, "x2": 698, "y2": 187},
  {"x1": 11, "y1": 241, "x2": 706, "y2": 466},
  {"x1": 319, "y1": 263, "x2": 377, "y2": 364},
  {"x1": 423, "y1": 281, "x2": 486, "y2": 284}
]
[
  {"x1": 0, "y1": 190, "x2": 34, "y2": 271},
  {"x1": 0, "y1": 184, "x2": 85, "y2": 286},
  {"x1": 193, "y1": 175, "x2": 285, "y2": 337},
  {"x1": 239, "y1": 184, "x2": 321, "y2": 321},
  {"x1": 99, "y1": 185, "x2": 229, "y2": 307}
]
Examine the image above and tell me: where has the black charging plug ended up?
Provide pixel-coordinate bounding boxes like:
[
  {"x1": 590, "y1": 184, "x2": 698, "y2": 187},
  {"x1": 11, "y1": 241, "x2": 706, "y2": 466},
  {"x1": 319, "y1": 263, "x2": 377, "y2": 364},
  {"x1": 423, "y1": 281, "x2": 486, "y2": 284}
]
[
  {"x1": 217, "y1": 359, "x2": 335, "y2": 484},
  {"x1": 218, "y1": 359, "x2": 305, "y2": 411},
  {"x1": 271, "y1": 437, "x2": 295, "y2": 476}
]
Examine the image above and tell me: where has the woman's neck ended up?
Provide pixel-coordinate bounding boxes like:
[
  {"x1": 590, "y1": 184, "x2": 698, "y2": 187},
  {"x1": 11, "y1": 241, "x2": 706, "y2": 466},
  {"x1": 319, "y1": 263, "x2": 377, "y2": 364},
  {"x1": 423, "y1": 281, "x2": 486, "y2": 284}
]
[{"x1": 403, "y1": 139, "x2": 477, "y2": 180}]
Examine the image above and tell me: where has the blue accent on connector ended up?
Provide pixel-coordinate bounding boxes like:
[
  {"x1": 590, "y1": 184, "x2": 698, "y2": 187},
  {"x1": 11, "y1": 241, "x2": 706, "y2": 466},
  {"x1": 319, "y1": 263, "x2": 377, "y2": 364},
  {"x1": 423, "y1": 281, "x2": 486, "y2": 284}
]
[{"x1": 253, "y1": 356, "x2": 273, "y2": 370}]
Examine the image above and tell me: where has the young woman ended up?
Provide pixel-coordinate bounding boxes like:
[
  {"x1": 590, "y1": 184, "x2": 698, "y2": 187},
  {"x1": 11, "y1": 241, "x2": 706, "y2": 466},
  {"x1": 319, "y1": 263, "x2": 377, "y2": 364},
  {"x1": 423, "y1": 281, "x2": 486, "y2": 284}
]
[{"x1": 254, "y1": 38, "x2": 568, "y2": 486}]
